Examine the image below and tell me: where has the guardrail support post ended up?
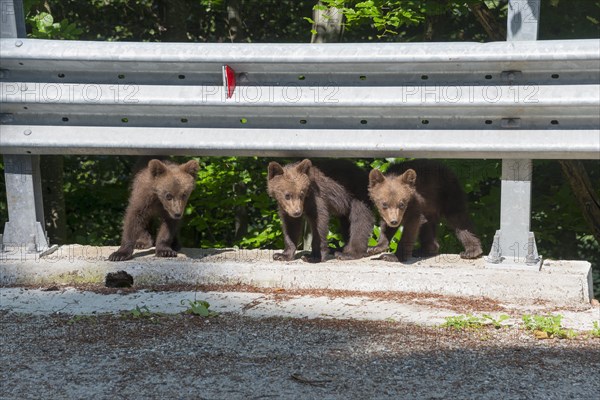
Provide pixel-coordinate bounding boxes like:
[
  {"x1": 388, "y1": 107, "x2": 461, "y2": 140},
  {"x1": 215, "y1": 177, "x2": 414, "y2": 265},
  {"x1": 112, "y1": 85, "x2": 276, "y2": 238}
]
[
  {"x1": 488, "y1": 0, "x2": 542, "y2": 268},
  {"x1": 1, "y1": 0, "x2": 49, "y2": 253},
  {"x1": 489, "y1": 160, "x2": 539, "y2": 266}
]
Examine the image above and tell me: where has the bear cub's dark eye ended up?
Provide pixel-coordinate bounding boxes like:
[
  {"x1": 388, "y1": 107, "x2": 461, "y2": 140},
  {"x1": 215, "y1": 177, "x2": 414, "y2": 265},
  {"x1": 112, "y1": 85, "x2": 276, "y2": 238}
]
[
  {"x1": 166, "y1": 193, "x2": 174, "y2": 201},
  {"x1": 284, "y1": 193, "x2": 291, "y2": 200},
  {"x1": 399, "y1": 202, "x2": 406, "y2": 210},
  {"x1": 382, "y1": 202, "x2": 388, "y2": 210}
]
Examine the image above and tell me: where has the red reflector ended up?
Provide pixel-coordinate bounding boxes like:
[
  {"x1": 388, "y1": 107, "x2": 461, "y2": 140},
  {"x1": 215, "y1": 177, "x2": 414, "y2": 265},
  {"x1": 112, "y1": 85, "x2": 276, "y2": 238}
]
[{"x1": 222, "y1": 65, "x2": 236, "y2": 99}]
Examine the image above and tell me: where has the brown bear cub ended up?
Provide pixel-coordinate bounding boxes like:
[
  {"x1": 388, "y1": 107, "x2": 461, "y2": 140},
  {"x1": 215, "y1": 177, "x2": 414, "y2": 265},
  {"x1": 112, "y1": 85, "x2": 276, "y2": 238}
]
[
  {"x1": 267, "y1": 159, "x2": 374, "y2": 263},
  {"x1": 108, "y1": 159, "x2": 199, "y2": 261},
  {"x1": 368, "y1": 160, "x2": 482, "y2": 262}
]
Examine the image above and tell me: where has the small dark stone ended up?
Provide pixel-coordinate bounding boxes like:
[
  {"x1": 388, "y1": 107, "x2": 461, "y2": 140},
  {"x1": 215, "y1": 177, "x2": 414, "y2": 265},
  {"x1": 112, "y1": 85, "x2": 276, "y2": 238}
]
[{"x1": 105, "y1": 271, "x2": 134, "y2": 288}]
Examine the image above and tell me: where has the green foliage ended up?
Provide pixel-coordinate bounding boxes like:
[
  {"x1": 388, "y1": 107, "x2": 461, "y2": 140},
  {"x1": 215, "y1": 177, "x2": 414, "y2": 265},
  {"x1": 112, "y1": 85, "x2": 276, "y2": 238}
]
[
  {"x1": 316, "y1": 0, "x2": 493, "y2": 40},
  {"x1": 182, "y1": 157, "x2": 282, "y2": 249},
  {"x1": 63, "y1": 156, "x2": 135, "y2": 246},
  {"x1": 180, "y1": 299, "x2": 218, "y2": 317},
  {"x1": 317, "y1": 0, "x2": 430, "y2": 36},
  {"x1": 27, "y1": 11, "x2": 82, "y2": 39},
  {"x1": 539, "y1": 0, "x2": 600, "y2": 40},
  {"x1": 124, "y1": 305, "x2": 162, "y2": 322},
  {"x1": 591, "y1": 321, "x2": 600, "y2": 338},
  {"x1": 481, "y1": 314, "x2": 510, "y2": 329},
  {"x1": 530, "y1": 161, "x2": 600, "y2": 298},
  {"x1": 26, "y1": 0, "x2": 315, "y2": 43},
  {"x1": 522, "y1": 314, "x2": 577, "y2": 339},
  {"x1": 24, "y1": 1, "x2": 83, "y2": 39},
  {"x1": 317, "y1": 0, "x2": 599, "y2": 42},
  {"x1": 441, "y1": 313, "x2": 510, "y2": 330},
  {"x1": 440, "y1": 314, "x2": 485, "y2": 330},
  {"x1": 128, "y1": 305, "x2": 153, "y2": 318}
]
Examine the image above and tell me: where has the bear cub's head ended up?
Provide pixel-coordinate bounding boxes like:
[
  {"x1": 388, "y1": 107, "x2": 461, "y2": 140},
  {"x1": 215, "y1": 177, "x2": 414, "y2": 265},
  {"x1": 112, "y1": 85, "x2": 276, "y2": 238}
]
[
  {"x1": 368, "y1": 168, "x2": 417, "y2": 228},
  {"x1": 267, "y1": 159, "x2": 312, "y2": 218},
  {"x1": 148, "y1": 159, "x2": 199, "y2": 220}
]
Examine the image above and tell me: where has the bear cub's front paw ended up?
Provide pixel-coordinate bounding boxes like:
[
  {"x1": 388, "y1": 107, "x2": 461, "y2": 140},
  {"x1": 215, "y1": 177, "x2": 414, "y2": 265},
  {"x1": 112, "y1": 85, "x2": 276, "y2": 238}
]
[
  {"x1": 376, "y1": 253, "x2": 401, "y2": 262},
  {"x1": 335, "y1": 251, "x2": 361, "y2": 261},
  {"x1": 367, "y1": 246, "x2": 388, "y2": 256},
  {"x1": 460, "y1": 248, "x2": 483, "y2": 259},
  {"x1": 108, "y1": 250, "x2": 132, "y2": 262},
  {"x1": 273, "y1": 252, "x2": 294, "y2": 261},
  {"x1": 155, "y1": 248, "x2": 178, "y2": 258},
  {"x1": 301, "y1": 255, "x2": 321, "y2": 263}
]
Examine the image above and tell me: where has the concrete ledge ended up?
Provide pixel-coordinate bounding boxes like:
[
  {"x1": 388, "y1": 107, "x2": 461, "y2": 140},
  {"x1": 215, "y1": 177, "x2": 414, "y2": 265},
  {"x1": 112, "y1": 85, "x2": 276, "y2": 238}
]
[{"x1": 0, "y1": 245, "x2": 594, "y2": 306}]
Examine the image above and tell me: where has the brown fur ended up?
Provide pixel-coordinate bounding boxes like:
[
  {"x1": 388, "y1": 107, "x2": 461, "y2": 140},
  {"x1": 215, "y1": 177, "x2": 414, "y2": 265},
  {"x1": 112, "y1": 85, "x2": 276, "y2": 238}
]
[
  {"x1": 368, "y1": 160, "x2": 483, "y2": 262},
  {"x1": 108, "y1": 159, "x2": 199, "y2": 261},
  {"x1": 267, "y1": 159, "x2": 374, "y2": 263}
]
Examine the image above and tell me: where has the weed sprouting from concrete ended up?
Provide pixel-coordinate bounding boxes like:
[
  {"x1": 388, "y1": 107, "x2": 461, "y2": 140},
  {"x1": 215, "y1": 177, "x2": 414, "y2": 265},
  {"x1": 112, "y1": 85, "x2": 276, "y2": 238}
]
[
  {"x1": 522, "y1": 314, "x2": 577, "y2": 339},
  {"x1": 481, "y1": 314, "x2": 510, "y2": 329},
  {"x1": 180, "y1": 299, "x2": 219, "y2": 317},
  {"x1": 441, "y1": 314, "x2": 510, "y2": 331},
  {"x1": 440, "y1": 314, "x2": 485, "y2": 330},
  {"x1": 590, "y1": 321, "x2": 600, "y2": 338},
  {"x1": 122, "y1": 305, "x2": 163, "y2": 323}
]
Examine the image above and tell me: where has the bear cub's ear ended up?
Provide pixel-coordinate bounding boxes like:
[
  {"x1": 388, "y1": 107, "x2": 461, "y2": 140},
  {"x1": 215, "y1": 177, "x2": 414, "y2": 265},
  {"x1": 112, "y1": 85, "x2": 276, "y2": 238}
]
[
  {"x1": 401, "y1": 169, "x2": 417, "y2": 187},
  {"x1": 181, "y1": 160, "x2": 200, "y2": 177},
  {"x1": 296, "y1": 159, "x2": 312, "y2": 175},
  {"x1": 268, "y1": 162, "x2": 284, "y2": 180},
  {"x1": 148, "y1": 159, "x2": 168, "y2": 177},
  {"x1": 368, "y1": 169, "x2": 385, "y2": 188}
]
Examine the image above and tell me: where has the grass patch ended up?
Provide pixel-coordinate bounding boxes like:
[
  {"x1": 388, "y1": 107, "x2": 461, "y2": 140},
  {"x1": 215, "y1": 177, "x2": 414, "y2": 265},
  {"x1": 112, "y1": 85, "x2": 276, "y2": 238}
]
[
  {"x1": 122, "y1": 305, "x2": 163, "y2": 323},
  {"x1": 522, "y1": 314, "x2": 577, "y2": 339},
  {"x1": 441, "y1": 314, "x2": 510, "y2": 331},
  {"x1": 181, "y1": 299, "x2": 219, "y2": 317},
  {"x1": 440, "y1": 314, "x2": 484, "y2": 330},
  {"x1": 590, "y1": 321, "x2": 600, "y2": 338}
]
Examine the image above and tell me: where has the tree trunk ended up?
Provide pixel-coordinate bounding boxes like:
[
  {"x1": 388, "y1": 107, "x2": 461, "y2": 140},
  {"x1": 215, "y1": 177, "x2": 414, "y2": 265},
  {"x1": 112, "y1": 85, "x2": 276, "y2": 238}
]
[
  {"x1": 311, "y1": 2, "x2": 344, "y2": 43},
  {"x1": 40, "y1": 156, "x2": 67, "y2": 245},
  {"x1": 233, "y1": 182, "x2": 249, "y2": 242},
  {"x1": 223, "y1": 1, "x2": 249, "y2": 241},
  {"x1": 302, "y1": 2, "x2": 345, "y2": 250},
  {"x1": 423, "y1": 14, "x2": 438, "y2": 41},
  {"x1": 559, "y1": 161, "x2": 600, "y2": 244},
  {"x1": 161, "y1": 0, "x2": 188, "y2": 41},
  {"x1": 225, "y1": 0, "x2": 245, "y2": 42},
  {"x1": 468, "y1": 3, "x2": 506, "y2": 41}
]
